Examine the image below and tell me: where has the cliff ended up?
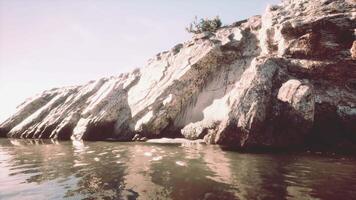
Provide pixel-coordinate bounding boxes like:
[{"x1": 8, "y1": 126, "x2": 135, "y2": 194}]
[{"x1": 1, "y1": 0, "x2": 355, "y2": 152}]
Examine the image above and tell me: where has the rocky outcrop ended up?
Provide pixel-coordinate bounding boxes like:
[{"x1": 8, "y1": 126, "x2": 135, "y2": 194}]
[{"x1": 1, "y1": 0, "x2": 355, "y2": 152}]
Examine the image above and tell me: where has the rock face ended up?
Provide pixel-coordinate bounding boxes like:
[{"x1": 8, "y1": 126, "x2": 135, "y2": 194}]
[{"x1": 1, "y1": 0, "x2": 355, "y2": 152}]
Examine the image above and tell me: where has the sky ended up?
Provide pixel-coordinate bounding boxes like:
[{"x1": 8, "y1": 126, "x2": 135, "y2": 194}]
[{"x1": 0, "y1": 0, "x2": 280, "y2": 122}]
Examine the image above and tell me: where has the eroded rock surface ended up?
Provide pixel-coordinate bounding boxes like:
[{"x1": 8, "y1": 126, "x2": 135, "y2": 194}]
[{"x1": 1, "y1": 0, "x2": 355, "y2": 152}]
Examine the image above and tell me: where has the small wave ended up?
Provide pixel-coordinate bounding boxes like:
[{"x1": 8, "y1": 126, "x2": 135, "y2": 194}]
[
  {"x1": 73, "y1": 163, "x2": 88, "y2": 167},
  {"x1": 144, "y1": 152, "x2": 153, "y2": 157},
  {"x1": 175, "y1": 161, "x2": 187, "y2": 166},
  {"x1": 152, "y1": 156, "x2": 163, "y2": 161}
]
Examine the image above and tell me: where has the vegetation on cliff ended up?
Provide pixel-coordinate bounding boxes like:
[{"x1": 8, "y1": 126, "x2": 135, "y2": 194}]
[{"x1": 185, "y1": 16, "x2": 222, "y2": 34}]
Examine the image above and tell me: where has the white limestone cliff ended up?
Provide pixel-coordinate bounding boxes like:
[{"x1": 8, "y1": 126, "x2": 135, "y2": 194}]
[{"x1": 1, "y1": 0, "x2": 355, "y2": 152}]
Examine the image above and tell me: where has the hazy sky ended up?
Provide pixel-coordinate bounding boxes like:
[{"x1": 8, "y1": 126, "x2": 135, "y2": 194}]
[{"x1": 0, "y1": 0, "x2": 280, "y2": 122}]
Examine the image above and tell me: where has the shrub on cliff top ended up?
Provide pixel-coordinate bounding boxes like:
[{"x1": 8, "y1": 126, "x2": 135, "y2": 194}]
[{"x1": 186, "y1": 16, "x2": 222, "y2": 34}]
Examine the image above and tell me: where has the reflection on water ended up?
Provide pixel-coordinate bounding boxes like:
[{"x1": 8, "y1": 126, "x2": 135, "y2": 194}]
[{"x1": 1, "y1": 139, "x2": 356, "y2": 200}]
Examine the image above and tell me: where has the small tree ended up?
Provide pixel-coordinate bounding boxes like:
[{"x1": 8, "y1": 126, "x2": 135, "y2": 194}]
[{"x1": 186, "y1": 16, "x2": 222, "y2": 34}]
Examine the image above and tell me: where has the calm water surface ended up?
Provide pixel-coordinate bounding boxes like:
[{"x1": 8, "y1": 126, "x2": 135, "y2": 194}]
[{"x1": 0, "y1": 138, "x2": 356, "y2": 200}]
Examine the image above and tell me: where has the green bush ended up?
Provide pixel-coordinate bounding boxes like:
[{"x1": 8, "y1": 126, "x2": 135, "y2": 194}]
[{"x1": 186, "y1": 16, "x2": 222, "y2": 34}]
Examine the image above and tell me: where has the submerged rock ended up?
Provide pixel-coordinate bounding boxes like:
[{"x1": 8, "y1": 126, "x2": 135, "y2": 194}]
[
  {"x1": 1, "y1": 0, "x2": 355, "y2": 152},
  {"x1": 146, "y1": 138, "x2": 205, "y2": 145}
]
